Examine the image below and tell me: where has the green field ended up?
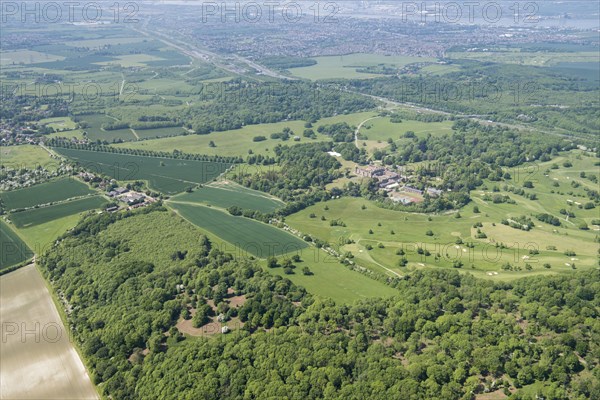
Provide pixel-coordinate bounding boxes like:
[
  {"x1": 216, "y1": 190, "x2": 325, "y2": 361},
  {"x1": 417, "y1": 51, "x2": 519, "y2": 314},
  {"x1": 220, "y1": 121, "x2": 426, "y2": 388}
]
[
  {"x1": 171, "y1": 202, "x2": 308, "y2": 258},
  {"x1": 53, "y1": 148, "x2": 232, "y2": 194},
  {"x1": 360, "y1": 117, "x2": 454, "y2": 140},
  {"x1": 419, "y1": 63, "x2": 462, "y2": 75},
  {"x1": 10, "y1": 196, "x2": 107, "y2": 229},
  {"x1": 0, "y1": 177, "x2": 95, "y2": 211},
  {"x1": 65, "y1": 36, "x2": 147, "y2": 48},
  {"x1": 289, "y1": 53, "x2": 437, "y2": 80},
  {"x1": 78, "y1": 114, "x2": 137, "y2": 142},
  {"x1": 0, "y1": 220, "x2": 34, "y2": 270},
  {"x1": 16, "y1": 214, "x2": 82, "y2": 254},
  {"x1": 39, "y1": 116, "x2": 78, "y2": 131},
  {"x1": 171, "y1": 181, "x2": 284, "y2": 213},
  {"x1": 38, "y1": 117, "x2": 84, "y2": 140},
  {"x1": 134, "y1": 126, "x2": 187, "y2": 139},
  {"x1": 0, "y1": 145, "x2": 58, "y2": 171},
  {"x1": 112, "y1": 111, "x2": 379, "y2": 157},
  {"x1": 96, "y1": 54, "x2": 167, "y2": 67},
  {"x1": 47, "y1": 129, "x2": 86, "y2": 140}
]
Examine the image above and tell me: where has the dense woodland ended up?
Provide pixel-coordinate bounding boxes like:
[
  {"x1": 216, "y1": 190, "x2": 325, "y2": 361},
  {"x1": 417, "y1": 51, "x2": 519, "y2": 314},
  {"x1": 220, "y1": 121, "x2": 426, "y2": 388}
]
[
  {"x1": 235, "y1": 142, "x2": 341, "y2": 215},
  {"x1": 180, "y1": 80, "x2": 375, "y2": 134},
  {"x1": 39, "y1": 207, "x2": 599, "y2": 399},
  {"x1": 386, "y1": 120, "x2": 572, "y2": 169}
]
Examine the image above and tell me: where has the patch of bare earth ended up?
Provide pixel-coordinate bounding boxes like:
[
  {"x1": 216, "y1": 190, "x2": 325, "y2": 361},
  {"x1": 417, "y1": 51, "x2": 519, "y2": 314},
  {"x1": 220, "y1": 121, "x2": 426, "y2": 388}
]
[
  {"x1": 176, "y1": 312, "x2": 244, "y2": 337},
  {"x1": 229, "y1": 295, "x2": 247, "y2": 308},
  {"x1": 176, "y1": 289, "x2": 247, "y2": 337},
  {"x1": 475, "y1": 389, "x2": 509, "y2": 400}
]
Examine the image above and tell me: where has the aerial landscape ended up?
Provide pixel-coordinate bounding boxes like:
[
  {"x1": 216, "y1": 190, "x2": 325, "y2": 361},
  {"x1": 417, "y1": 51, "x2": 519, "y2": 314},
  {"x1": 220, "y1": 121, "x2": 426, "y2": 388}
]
[{"x1": 0, "y1": 1, "x2": 598, "y2": 399}]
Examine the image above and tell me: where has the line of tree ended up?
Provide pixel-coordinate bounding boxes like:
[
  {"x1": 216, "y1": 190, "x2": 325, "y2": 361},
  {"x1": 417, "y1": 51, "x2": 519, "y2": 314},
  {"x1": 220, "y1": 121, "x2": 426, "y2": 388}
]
[
  {"x1": 46, "y1": 139, "x2": 243, "y2": 164},
  {"x1": 102, "y1": 120, "x2": 182, "y2": 131}
]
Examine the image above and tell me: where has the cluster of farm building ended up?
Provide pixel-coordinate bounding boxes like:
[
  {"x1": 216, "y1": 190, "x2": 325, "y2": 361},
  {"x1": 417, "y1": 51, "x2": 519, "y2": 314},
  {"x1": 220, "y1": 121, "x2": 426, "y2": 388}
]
[
  {"x1": 106, "y1": 187, "x2": 155, "y2": 211},
  {"x1": 78, "y1": 172, "x2": 156, "y2": 212}
]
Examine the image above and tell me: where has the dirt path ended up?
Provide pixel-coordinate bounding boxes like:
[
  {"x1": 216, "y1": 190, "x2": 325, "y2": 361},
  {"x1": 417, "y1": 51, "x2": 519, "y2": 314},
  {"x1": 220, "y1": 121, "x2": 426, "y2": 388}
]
[
  {"x1": 355, "y1": 116, "x2": 381, "y2": 148},
  {"x1": 0, "y1": 264, "x2": 99, "y2": 399},
  {"x1": 119, "y1": 77, "x2": 125, "y2": 96},
  {"x1": 355, "y1": 240, "x2": 403, "y2": 278},
  {"x1": 38, "y1": 143, "x2": 61, "y2": 160}
]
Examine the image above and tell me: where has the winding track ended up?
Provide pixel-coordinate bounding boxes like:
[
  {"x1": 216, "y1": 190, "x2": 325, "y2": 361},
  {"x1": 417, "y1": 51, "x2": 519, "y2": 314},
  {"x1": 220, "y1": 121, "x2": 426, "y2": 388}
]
[{"x1": 354, "y1": 116, "x2": 381, "y2": 148}]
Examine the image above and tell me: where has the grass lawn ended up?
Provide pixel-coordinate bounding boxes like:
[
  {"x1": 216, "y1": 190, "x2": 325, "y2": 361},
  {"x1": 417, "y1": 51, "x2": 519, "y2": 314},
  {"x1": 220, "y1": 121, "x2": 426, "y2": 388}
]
[
  {"x1": 290, "y1": 53, "x2": 437, "y2": 80},
  {"x1": 263, "y1": 249, "x2": 399, "y2": 304},
  {"x1": 286, "y1": 192, "x2": 598, "y2": 281},
  {"x1": 0, "y1": 145, "x2": 58, "y2": 171},
  {"x1": 16, "y1": 213, "x2": 81, "y2": 254},
  {"x1": 46, "y1": 129, "x2": 86, "y2": 140},
  {"x1": 358, "y1": 117, "x2": 455, "y2": 154},
  {"x1": 419, "y1": 63, "x2": 462, "y2": 75},
  {"x1": 134, "y1": 126, "x2": 187, "y2": 139}
]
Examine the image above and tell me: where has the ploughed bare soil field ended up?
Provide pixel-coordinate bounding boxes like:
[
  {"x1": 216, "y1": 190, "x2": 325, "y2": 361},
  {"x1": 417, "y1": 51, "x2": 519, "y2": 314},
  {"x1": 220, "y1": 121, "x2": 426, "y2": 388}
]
[{"x1": 0, "y1": 264, "x2": 98, "y2": 400}]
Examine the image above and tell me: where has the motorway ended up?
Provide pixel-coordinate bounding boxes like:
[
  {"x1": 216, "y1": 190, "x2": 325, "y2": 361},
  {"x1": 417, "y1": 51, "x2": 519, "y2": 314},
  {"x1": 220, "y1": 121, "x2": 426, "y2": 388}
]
[{"x1": 134, "y1": 21, "x2": 295, "y2": 81}]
